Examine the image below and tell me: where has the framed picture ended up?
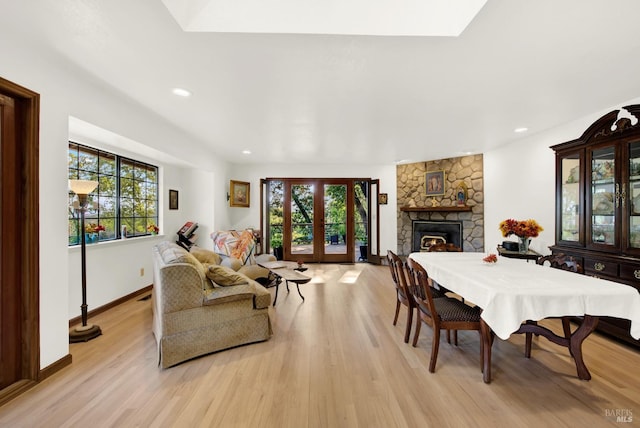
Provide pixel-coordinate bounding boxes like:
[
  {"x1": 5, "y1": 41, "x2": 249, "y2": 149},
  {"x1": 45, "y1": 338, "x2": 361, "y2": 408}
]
[
  {"x1": 230, "y1": 180, "x2": 250, "y2": 207},
  {"x1": 378, "y1": 193, "x2": 388, "y2": 205},
  {"x1": 169, "y1": 189, "x2": 179, "y2": 210},
  {"x1": 425, "y1": 170, "x2": 445, "y2": 196}
]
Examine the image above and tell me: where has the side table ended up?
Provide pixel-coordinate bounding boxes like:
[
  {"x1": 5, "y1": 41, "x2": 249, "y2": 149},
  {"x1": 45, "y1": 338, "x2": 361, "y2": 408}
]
[{"x1": 496, "y1": 245, "x2": 540, "y2": 262}]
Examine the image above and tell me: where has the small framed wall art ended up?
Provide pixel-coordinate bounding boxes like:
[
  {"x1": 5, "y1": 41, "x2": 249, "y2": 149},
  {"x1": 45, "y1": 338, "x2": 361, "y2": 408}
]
[
  {"x1": 169, "y1": 189, "x2": 179, "y2": 210},
  {"x1": 230, "y1": 180, "x2": 250, "y2": 207},
  {"x1": 378, "y1": 193, "x2": 388, "y2": 205}
]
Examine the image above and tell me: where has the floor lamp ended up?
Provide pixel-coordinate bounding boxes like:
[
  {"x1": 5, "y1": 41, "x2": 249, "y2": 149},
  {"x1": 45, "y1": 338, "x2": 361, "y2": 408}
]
[{"x1": 69, "y1": 179, "x2": 102, "y2": 343}]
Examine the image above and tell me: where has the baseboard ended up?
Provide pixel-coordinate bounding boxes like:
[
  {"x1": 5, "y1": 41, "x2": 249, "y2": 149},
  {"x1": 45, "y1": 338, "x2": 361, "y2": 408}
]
[
  {"x1": 69, "y1": 284, "x2": 153, "y2": 328},
  {"x1": 0, "y1": 379, "x2": 38, "y2": 407},
  {"x1": 38, "y1": 353, "x2": 73, "y2": 382}
]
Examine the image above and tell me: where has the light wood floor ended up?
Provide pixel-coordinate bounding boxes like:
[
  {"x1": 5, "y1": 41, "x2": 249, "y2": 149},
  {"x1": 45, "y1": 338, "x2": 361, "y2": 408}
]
[{"x1": 0, "y1": 263, "x2": 638, "y2": 427}]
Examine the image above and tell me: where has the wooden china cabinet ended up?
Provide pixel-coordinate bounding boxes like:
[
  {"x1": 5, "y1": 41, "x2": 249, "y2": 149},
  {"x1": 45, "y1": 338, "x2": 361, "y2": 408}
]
[{"x1": 550, "y1": 104, "x2": 640, "y2": 348}]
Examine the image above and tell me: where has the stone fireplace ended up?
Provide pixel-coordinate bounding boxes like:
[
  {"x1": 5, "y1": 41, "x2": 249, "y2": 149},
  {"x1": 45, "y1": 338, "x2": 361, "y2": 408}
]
[
  {"x1": 412, "y1": 220, "x2": 462, "y2": 252},
  {"x1": 396, "y1": 154, "x2": 484, "y2": 255}
]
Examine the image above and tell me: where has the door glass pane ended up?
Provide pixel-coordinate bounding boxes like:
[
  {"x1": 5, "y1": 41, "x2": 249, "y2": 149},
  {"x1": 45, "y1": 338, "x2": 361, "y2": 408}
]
[
  {"x1": 591, "y1": 146, "x2": 615, "y2": 245},
  {"x1": 561, "y1": 154, "x2": 580, "y2": 241},
  {"x1": 268, "y1": 181, "x2": 284, "y2": 257},
  {"x1": 291, "y1": 184, "x2": 314, "y2": 255},
  {"x1": 324, "y1": 184, "x2": 347, "y2": 255},
  {"x1": 629, "y1": 141, "x2": 640, "y2": 248},
  {"x1": 354, "y1": 181, "x2": 369, "y2": 261}
]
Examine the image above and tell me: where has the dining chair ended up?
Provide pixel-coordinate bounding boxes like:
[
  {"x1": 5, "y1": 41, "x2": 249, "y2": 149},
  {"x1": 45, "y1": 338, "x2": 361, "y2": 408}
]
[
  {"x1": 387, "y1": 250, "x2": 416, "y2": 343},
  {"x1": 406, "y1": 256, "x2": 483, "y2": 373},
  {"x1": 524, "y1": 253, "x2": 584, "y2": 357}
]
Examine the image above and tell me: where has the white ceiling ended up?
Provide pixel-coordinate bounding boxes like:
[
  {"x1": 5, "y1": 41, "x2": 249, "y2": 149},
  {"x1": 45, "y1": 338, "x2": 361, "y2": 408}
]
[{"x1": 4, "y1": 0, "x2": 640, "y2": 165}]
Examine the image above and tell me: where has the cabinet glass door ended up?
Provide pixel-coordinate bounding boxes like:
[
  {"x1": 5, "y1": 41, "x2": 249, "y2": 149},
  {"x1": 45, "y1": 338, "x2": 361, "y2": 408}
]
[
  {"x1": 628, "y1": 141, "x2": 640, "y2": 248},
  {"x1": 590, "y1": 146, "x2": 616, "y2": 246},
  {"x1": 560, "y1": 153, "x2": 580, "y2": 242}
]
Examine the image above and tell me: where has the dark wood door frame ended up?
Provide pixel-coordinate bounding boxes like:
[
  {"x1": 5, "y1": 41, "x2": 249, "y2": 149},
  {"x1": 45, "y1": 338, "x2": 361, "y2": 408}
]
[
  {"x1": 282, "y1": 179, "x2": 356, "y2": 263},
  {"x1": 0, "y1": 76, "x2": 40, "y2": 406},
  {"x1": 263, "y1": 177, "x2": 378, "y2": 264}
]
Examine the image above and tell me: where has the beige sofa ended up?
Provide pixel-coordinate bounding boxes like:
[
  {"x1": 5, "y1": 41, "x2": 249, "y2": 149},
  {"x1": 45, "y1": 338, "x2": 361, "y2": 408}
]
[{"x1": 152, "y1": 242, "x2": 272, "y2": 368}]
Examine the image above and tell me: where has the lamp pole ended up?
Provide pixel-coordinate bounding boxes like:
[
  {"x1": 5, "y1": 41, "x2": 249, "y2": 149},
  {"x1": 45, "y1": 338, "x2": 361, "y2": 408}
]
[{"x1": 69, "y1": 180, "x2": 102, "y2": 343}]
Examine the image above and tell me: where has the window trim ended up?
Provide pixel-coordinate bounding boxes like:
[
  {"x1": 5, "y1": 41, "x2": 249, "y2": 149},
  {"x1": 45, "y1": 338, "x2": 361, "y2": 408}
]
[{"x1": 68, "y1": 141, "x2": 159, "y2": 246}]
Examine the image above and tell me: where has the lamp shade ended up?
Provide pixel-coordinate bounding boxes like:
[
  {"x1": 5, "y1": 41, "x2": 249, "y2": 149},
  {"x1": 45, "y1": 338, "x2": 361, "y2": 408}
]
[{"x1": 69, "y1": 179, "x2": 98, "y2": 195}]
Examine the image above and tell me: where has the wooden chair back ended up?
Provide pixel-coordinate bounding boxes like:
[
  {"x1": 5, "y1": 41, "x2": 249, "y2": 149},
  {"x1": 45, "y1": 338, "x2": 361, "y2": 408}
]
[
  {"x1": 536, "y1": 253, "x2": 583, "y2": 273},
  {"x1": 388, "y1": 251, "x2": 411, "y2": 297},
  {"x1": 406, "y1": 257, "x2": 437, "y2": 321},
  {"x1": 387, "y1": 250, "x2": 416, "y2": 343}
]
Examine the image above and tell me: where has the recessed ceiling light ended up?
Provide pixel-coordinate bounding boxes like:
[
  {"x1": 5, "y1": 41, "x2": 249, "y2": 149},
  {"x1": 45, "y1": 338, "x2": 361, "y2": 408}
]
[
  {"x1": 242, "y1": 150, "x2": 251, "y2": 155},
  {"x1": 172, "y1": 88, "x2": 191, "y2": 97},
  {"x1": 514, "y1": 127, "x2": 528, "y2": 133}
]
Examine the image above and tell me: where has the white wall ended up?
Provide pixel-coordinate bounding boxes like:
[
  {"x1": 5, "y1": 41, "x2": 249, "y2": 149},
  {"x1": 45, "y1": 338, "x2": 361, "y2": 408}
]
[
  {"x1": 1, "y1": 37, "x2": 223, "y2": 368},
  {"x1": 485, "y1": 96, "x2": 640, "y2": 255},
  {"x1": 225, "y1": 163, "x2": 398, "y2": 257},
  {"x1": 5, "y1": 25, "x2": 640, "y2": 372}
]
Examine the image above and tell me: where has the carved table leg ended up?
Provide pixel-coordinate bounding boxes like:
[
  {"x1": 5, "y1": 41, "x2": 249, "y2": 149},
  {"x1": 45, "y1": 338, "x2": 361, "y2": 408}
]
[{"x1": 569, "y1": 315, "x2": 599, "y2": 380}]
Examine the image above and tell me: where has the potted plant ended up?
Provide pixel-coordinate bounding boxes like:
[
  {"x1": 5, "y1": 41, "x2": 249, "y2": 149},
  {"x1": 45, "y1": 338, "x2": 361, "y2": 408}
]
[
  {"x1": 359, "y1": 237, "x2": 368, "y2": 262},
  {"x1": 338, "y1": 223, "x2": 346, "y2": 244},
  {"x1": 271, "y1": 234, "x2": 284, "y2": 260}
]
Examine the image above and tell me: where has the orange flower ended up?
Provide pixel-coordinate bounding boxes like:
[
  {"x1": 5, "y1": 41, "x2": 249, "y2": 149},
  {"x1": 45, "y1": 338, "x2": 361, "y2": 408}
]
[{"x1": 499, "y1": 219, "x2": 543, "y2": 238}]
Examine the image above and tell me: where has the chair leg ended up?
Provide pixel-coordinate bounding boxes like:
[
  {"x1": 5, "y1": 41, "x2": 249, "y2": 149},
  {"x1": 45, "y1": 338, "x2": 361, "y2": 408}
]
[
  {"x1": 393, "y1": 299, "x2": 400, "y2": 326},
  {"x1": 429, "y1": 328, "x2": 441, "y2": 373},
  {"x1": 524, "y1": 320, "x2": 537, "y2": 358},
  {"x1": 404, "y1": 306, "x2": 413, "y2": 343},
  {"x1": 453, "y1": 330, "x2": 458, "y2": 346},
  {"x1": 479, "y1": 330, "x2": 484, "y2": 371},
  {"x1": 446, "y1": 329, "x2": 451, "y2": 343},
  {"x1": 412, "y1": 317, "x2": 422, "y2": 347}
]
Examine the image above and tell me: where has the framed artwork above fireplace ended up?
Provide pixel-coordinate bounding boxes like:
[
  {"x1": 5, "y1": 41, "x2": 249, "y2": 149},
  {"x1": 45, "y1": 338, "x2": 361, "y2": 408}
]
[{"x1": 425, "y1": 170, "x2": 445, "y2": 196}]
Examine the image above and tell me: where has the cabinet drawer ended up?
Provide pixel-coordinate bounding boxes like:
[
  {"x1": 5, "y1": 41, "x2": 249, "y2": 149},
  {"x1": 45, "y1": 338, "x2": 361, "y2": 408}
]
[
  {"x1": 584, "y1": 258, "x2": 618, "y2": 277},
  {"x1": 619, "y1": 264, "x2": 640, "y2": 284}
]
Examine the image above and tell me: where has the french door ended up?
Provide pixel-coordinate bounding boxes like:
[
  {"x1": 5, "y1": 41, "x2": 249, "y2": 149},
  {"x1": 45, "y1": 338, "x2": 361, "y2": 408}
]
[{"x1": 262, "y1": 178, "x2": 377, "y2": 263}]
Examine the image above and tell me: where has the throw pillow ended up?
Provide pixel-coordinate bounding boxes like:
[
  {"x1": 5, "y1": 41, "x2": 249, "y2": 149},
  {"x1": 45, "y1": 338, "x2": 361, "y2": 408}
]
[
  {"x1": 206, "y1": 265, "x2": 248, "y2": 287},
  {"x1": 190, "y1": 246, "x2": 222, "y2": 265}
]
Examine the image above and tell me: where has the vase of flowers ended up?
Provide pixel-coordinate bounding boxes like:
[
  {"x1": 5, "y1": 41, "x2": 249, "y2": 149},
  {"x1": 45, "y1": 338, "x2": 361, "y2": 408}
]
[
  {"x1": 147, "y1": 224, "x2": 159, "y2": 235},
  {"x1": 499, "y1": 218, "x2": 543, "y2": 253},
  {"x1": 85, "y1": 223, "x2": 105, "y2": 243}
]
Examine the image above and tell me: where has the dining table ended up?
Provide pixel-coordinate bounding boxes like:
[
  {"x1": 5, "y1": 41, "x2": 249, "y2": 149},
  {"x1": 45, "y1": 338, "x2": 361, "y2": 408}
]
[{"x1": 409, "y1": 251, "x2": 640, "y2": 383}]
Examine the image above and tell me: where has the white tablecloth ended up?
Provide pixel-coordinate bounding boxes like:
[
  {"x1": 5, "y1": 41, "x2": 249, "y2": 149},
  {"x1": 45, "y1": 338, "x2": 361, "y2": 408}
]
[{"x1": 409, "y1": 252, "x2": 640, "y2": 340}]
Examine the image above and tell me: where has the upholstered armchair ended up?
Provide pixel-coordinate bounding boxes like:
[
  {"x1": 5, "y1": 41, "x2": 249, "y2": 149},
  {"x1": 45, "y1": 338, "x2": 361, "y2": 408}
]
[{"x1": 152, "y1": 242, "x2": 272, "y2": 368}]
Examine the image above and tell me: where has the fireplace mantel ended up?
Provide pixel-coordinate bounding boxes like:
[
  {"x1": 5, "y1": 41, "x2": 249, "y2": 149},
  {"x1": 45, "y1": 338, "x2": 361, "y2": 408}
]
[{"x1": 400, "y1": 206, "x2": 472, "y2": 213}]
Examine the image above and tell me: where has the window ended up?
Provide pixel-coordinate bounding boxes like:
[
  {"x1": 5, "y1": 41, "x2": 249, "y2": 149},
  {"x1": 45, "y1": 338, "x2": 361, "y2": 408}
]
[{"x1": 68, "y1": 142, "x2": 158, "y2": 245}]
